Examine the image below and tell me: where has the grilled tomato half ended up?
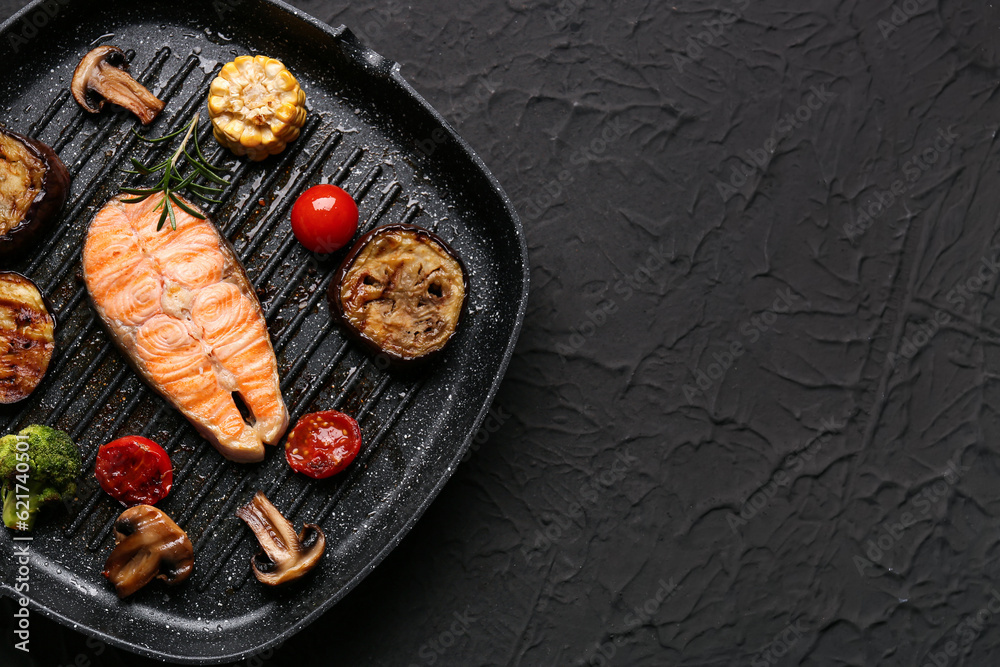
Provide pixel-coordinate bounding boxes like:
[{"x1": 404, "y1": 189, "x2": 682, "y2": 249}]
[
  {"x1": 285, "y1": 410, "x2": 362, "y2": 479},
  {"x1": 0, "y1": 129, "x2": 70, "y2": 257},
  {"x1": 329, "y1": 223, "x2": 466, "y2": 364},
  {"x1": 95, "y1": 436, "x2": 173, "y2": 506},
  {"x1": 0, "y1": 272, "x2": 56, "y2": 403}
]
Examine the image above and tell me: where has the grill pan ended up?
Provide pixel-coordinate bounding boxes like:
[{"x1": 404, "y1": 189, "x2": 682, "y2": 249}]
[{"x1": 0, "y1": 0, "x2": 528, "y2": 662}]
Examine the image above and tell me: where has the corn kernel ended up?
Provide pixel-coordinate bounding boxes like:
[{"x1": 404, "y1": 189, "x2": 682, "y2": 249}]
[
  {"x1": 207, "y1": 96, "x2": 227, "y2": 115},
  {"x1": 241, "y1": 126, "x2": 262, "y2": 148},
  {"x1": 224, "y1": 119, "x2": 245, "y2": 140}
]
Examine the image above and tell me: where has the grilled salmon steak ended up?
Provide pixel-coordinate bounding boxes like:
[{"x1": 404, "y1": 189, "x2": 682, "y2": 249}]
[{"x1": 83, "y1": 194, "x2": 288, "y2": 462}]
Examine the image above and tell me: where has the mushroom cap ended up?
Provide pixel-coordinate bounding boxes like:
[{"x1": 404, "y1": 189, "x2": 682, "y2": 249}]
[
  {"x1": 103, "y1": 505, "x2": 193, "y2": 598},
  {"x1": 71, "y1": 45, "x2": 165, "y2": 124},
  {"x1": 71, "y1": 45, "x2": 128, "y2": 113},
  {"x1": 236, "y1": 491, "x2": 326, "y2": 586}
]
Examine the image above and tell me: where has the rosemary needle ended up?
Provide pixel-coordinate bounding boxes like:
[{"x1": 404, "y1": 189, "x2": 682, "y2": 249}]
[{"x1": 121, "y1": 112, "x2": 230, "y2": 231}]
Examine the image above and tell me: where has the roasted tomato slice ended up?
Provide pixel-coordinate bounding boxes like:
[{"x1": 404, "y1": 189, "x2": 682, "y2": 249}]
[
  {"x1": 95, "y1": 436, "x2": 173, "y2": 506},
  {"x1": 285, "y1": 410, "x2": 362, "y2": 479}
]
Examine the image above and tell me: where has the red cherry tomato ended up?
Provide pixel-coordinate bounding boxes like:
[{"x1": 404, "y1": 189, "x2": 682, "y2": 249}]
[
  {"x1": 290, "y1": 184, "x2": 359, "y2": 254},
  {"x1": 95, "y1": 436, "x2": 173, "y2": 506},
  {"x1": 285, "y1": 410, "x2": 362, "y2": 479}
]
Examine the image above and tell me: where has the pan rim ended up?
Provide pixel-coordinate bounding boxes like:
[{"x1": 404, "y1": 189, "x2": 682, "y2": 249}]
[{"x1": 0, "y1": 0, "x2": 530, "y2": 662}]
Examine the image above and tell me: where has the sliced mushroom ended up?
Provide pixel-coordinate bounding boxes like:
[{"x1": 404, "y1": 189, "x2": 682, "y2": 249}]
[
  {"x1": 236, "y1": 491, "x2": 326, "y2": 586},
  {"x1": 329, "y1": 223, "x2": 467, "y2": 364},
  {"x1": 72, "y1": 46, "x2": 165, "y2": 125},
  {"x1": 102, "y1": 505, "x2": 193, "y2": 598}
]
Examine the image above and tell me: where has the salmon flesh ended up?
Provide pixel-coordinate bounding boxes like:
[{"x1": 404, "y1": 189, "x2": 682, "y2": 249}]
[{"x1": 83, "y1": 194, "x2": 288, "y2": 462}]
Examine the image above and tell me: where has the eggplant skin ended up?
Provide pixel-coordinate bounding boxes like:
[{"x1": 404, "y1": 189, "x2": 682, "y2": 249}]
[
  {"x1": 0, "y1": 129, "x2": 70, "y2": 259},
  {"x1": 0, "y1": 271, "x2": 56, "y2": 404},
  {"x1": 328, "y1": 223, "x2": 468, "y2": 366}
]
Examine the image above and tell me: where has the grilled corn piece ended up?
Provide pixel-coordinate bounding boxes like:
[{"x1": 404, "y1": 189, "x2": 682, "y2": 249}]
[{"x1": 207, "y1": 55, "x2": 307, "y2": 162}]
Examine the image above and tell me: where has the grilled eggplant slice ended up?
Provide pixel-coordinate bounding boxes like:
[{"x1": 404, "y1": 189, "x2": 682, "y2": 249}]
[
  {"x1": 0, "y1": 129, "x2": 70, "y2": 257},
  {"x1": 0, "y1": 272, "x2": 55, "y2": 404},
  {"x1": 329, "y1": 223, "x2": 466, "y2": 364}
]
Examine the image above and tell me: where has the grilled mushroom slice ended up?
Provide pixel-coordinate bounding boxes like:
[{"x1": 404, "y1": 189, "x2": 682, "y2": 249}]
[
  {"x1": 103, "y1": 505, "x2": 193, "y2": 598},
  {"x1": 0, "y1": 272, "x2": 55, "y2": 404},
  {"x1": 236, "y1": 491, "x2": 325, "y2": 586},
  {"x1": 329, "y1": 223, "x2": 467, "y2": 364},
  {"x1": 0, "y1": 129, "x2": 70, "y2": 256},
  {"x1": 72, "y1": 46, "x2": 165, "y2": 124}
]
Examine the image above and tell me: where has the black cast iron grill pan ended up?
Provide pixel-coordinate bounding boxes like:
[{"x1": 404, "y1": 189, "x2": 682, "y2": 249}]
[{"x1": 0, "y1": 0, "x2": 528, "y2": 662}]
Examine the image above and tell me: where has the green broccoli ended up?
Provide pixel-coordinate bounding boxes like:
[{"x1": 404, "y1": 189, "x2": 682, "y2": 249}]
[{"x1": 0, "y1": 425, "x2": 81, "y2": 531}]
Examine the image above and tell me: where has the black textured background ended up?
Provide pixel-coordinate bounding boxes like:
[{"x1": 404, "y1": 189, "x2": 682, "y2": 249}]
[{"x1": 4, "y1": 0, "x2": 1000, "y2": 665}]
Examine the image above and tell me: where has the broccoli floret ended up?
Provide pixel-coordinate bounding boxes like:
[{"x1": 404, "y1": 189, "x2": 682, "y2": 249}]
[{"x1": 0, "y1": 425, "x2": 81, "y2": 531}]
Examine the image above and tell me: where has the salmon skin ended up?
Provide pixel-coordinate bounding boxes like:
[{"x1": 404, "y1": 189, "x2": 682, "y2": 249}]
[{"x1": 83, "y1": 194, "x2": 288, "y2": 462}]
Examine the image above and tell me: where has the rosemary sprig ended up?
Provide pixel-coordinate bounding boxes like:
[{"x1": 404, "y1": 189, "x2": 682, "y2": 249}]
[{"x1": 121, "y1": 112, "x2": 230, "y2": 231}]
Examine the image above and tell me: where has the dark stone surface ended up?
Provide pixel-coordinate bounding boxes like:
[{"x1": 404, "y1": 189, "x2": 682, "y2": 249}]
[{"x1": 4, "y1": 0, "x2": 1000, "y2": 665}]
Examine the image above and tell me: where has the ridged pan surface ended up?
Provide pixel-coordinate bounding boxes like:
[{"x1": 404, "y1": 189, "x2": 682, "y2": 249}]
[{"x1": 0, "y1": 0, "x2": 528, "y2": 662}]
